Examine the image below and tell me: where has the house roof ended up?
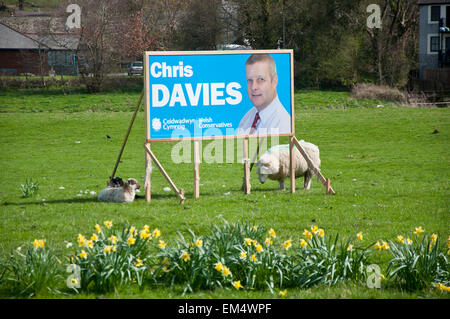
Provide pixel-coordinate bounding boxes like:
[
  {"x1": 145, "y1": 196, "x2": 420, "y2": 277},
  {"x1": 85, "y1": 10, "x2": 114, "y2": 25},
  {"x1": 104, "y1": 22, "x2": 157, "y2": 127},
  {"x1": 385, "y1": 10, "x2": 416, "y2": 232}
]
[
  {"x1": 418, "y1": 0, "x2": 450, "y2": 5},
  {"x1": 0, "y1": 22, "x2": 48, "y2": 49}
]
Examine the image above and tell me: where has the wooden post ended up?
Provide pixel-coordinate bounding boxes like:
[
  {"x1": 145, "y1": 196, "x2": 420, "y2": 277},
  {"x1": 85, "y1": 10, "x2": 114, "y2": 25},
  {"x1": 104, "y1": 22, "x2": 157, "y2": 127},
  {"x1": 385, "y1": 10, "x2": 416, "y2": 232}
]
[
  {"x1": 143, "y1": 144, "x2": 185, "y2": 204},
  {"x1": 110, "y1": 90, "x2": 144, "y2": 182},
  {"x1": 291, "y1": 137, "x2": 335, "y2": 195},
  {"x1": 145, "y1": 142, "x2": 151, "y2": 202},
  {"x1": 243, "y1": 137, "x2": 251, "y2": 194},
  {"x1": 193, "y1": 141, "x2": 200, "y2": 199},
  {"x1": 241, "y1": 136, "x2": 265, "y2": 191},
  {"x1": 290, "y1": 137, "x2": 296, "y2": 193}
]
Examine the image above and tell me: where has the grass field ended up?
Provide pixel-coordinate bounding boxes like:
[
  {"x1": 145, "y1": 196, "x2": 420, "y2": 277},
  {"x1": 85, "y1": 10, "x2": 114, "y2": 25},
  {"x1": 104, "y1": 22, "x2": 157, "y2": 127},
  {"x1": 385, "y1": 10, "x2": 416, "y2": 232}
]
[{"x1": 0, "y1": 88, "x2": 449, "y2": 299}]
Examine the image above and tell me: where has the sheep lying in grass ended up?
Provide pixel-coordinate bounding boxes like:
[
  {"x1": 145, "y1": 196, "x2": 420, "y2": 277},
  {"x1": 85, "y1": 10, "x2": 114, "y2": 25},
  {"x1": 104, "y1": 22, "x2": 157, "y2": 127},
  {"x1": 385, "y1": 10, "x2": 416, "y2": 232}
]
[
  {"x1": 98, "y1": 178, "x2": 140, "y2": 202},
  {"x1": 256, "y1": 141, "x2": 321, "y2": 190}
]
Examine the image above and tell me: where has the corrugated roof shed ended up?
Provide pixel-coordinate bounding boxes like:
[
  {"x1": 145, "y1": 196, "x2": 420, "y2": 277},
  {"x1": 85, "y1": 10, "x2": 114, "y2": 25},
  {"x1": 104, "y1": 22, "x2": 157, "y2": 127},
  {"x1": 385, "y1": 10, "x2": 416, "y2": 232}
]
[{"x1": 0, "y1": 22, "x2": 46, "y2": 49}]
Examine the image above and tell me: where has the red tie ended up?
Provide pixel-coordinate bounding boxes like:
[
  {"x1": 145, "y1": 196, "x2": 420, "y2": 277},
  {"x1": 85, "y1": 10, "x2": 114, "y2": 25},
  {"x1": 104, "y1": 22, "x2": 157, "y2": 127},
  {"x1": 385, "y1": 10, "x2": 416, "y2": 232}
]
[{"x1": 250, "y1": 112, "x2": 260, "y2": 134}]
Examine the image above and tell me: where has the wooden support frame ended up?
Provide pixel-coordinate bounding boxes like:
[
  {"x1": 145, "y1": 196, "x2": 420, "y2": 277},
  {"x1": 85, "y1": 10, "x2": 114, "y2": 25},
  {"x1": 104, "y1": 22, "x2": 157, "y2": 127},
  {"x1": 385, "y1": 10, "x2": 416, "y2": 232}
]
[
  {"x1": 243, "y1": 138, "x2": 251, "y2": 194},
  {"x1": 193, "y1": 141, "x2": 200, "y2": 199},
  {"x1": 143, "y1": 144, "x2": 185, "y2": 204},
  {"x1": 291, "y1": 137, "x2": 335, "y2": 195}
]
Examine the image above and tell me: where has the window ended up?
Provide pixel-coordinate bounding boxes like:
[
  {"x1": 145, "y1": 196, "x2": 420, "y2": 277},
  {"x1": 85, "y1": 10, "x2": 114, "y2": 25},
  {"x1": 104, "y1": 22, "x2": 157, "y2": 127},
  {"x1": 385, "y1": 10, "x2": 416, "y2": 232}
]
[
  {"x1": 429, "y1": 5, "x2": 441, "y2": 24},
  {"x1": 430, "y1": 36, "x2": 440, "y2": 53}
]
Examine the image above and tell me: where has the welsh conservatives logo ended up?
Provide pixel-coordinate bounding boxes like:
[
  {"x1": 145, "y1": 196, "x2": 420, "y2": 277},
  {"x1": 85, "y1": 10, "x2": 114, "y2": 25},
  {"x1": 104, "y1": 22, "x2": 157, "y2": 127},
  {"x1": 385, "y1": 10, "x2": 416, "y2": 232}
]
[{"x1": 152, "y1": 118, "x2": 162, "y2": 131}]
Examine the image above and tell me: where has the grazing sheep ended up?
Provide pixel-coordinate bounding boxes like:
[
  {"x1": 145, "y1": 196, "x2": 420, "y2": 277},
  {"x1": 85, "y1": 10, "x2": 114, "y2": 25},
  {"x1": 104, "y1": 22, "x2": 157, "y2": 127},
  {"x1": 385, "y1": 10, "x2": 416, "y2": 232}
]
[
  {"x1": 256, "y1": 141, "x2": 320, "y2": 190},
  {"x1": 98, "y1": 178, "x2": 140, "y2": 202}
]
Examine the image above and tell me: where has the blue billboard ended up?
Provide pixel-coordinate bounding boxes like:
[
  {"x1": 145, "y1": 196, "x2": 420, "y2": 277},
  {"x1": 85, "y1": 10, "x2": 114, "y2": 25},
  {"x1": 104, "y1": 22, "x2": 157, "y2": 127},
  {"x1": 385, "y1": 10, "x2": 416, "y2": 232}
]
[{"x1": 144, "y1": 50, "x2": 294, "y2": 141}]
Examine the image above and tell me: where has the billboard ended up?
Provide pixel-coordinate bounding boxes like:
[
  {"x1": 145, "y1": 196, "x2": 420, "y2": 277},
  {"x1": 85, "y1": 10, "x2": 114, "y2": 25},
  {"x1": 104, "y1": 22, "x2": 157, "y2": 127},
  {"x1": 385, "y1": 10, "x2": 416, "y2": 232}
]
[{"x1": 144, "y1": 50, "x2": 294, "y2": 141}]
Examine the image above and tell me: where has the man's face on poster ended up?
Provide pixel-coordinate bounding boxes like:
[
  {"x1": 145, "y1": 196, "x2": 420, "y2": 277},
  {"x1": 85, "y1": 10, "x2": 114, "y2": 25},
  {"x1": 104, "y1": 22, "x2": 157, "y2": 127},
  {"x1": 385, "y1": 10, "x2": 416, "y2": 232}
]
[{"x1": 246, "y1": 61, "x2": 278, "y2": 110}]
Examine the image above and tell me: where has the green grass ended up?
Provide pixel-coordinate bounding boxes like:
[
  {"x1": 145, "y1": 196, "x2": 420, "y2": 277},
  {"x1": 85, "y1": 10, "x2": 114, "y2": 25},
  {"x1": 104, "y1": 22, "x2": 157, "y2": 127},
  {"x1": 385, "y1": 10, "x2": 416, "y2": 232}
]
[{"x1": 0, "y1": 88, "x2": 449, "y2": 298}]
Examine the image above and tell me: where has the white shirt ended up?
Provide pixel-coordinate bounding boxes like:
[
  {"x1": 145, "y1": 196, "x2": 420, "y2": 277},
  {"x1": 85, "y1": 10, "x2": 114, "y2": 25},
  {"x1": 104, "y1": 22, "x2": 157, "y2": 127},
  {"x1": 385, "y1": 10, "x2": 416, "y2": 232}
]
[{"x1": 237, "y1": 96, "x2": 291, "y2": 135}]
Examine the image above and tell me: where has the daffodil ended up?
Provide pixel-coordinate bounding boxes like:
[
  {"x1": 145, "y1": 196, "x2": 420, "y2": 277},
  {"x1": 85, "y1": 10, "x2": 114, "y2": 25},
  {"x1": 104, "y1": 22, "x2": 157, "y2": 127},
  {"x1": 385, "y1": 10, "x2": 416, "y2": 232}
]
[
  {"x1": 90, "y1": 234, "x2": 98, "y2": 242},
  {"x1": 85, "y1": 240, "x2": 94, "y2": 248},
  {"x1": 195, "y1": 239, "x2": 203, "y2": 247},
  {"x1": 233, "y1": 280, "x2": 243, "y2": 289},
  {"x1": 311, "y1": 225, "x2": 318, "y2": 233},
  {"x1": 252, "y1": 225, "x2": 258, "y2": 231},
  {"x1": 382, "y1": 241, "x2": 390, "y2": 250},
  {"x1": 181, "y1": 251, "x2": 190, "y2": 262},
  {"x1": 127, "y1": 236, "x2": 136, "y2": 246},
  {"x1": 303, "y1": 229, "x2": 313, "y2": 239},
  {"x1": 108, "y1": 235, "x2": 118, "y2": 244},
  {"x1": 268, "y1": 228, "x2": 276, "y2": 238},
  {"x1": 79, "y1": 250, "x2": 88, "y2": 259},
  {"x1": 112, "y1": 245, "x2": 117, "y2": 252},
  {"x1": 299, "y1": 238, "x2": 308, "y2": 248},
  {"x1": 152, "y1": 228, "x2": 161, "y2": 238},
  {"x1": 279, "y1": 289, "x2": 287, "y2": 297},
  {"x1": 397, "y1": 235, "x2": 404, "y2": 243},
  {"x1": 95, "y1": 224, "x2": 102, "y2": 233},
  {"x1": 413, "y1": 226, "x2": 424, "y2": 236},
  {"x1": 240, "y1": 251, "x2": 247, "y2": 260},
  {"x1": 356, "y1": 232, "x2": 363, "y2": 241},
  {"x1": 157, "y1": 240, "x2": 166, "y2": 249},
  {"x1": 32, "y1": 239, "x2": 45, "y2": 249},
  {"x1": 129, "y1": 226, "x2": 137, "y2": 236},
  {"x1": 140, "y1": 230, "x2": 150, "y2": 239},
  {"x1": 222, "y1": 266, "x2": 231, "y2": 277},
  {"x1": 431, "y1": 234, "x2": 438, "y2": 243},
  {"x1": 283, "y1": 239, "x2": 292, "y2": 250},
  {"x1": 134, "y1": 257, "x2": 143, "y2": 267},
  {"x1": 317, "y1": 229, "x2": 325, "y2": 237},
  {"x1": 251, "y1": 254, "x2": 257, "y2": 262},
  {"x1": 265, "y1": 237, "x2": 273, "y2": 246},
  {"x1": 77, "y1": 234, "x2": 86, "y2": 247},
  {"x1": 252, "y1": 239, "x2": 259, "y2": 247},
  {"x1": 406, "y1": 238, "x2": 412, "y2": 245},
  {"x1": 374, "y1": 241, "x2": 383, "y2": 250},
  {"x1": 256, "y1": 244, "x2": 263, "y2": 253},
  {"x1": 215, "y1": 262, "x2": 223, "y2": 272},
  {"x1": 244, "y1": 238, "x2": 252, "y2": 246},
  {"x1": 104, "y1": 245, "x2": 112, "y2": 254},
  {"x1": 104, "y1": 220, "x2": 113, "y2": 229},
  {"x1": 347, "y1": 244, "x2": 353, "y2": 251}
]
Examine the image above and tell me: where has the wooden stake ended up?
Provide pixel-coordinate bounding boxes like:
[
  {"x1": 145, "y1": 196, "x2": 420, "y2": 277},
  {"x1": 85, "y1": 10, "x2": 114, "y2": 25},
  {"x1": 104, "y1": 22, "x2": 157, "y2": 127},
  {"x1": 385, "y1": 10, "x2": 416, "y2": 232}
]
[
  {"x1": 243, "y1": 138, "x2": 251, "y2": 194},
  {"x1": 291, "y1": 137, "x2": 335, "y2": 195},
  {"x1": 290, "y1": 137, "x2": 296, "y2": 193},
  {"x1": 145, "y1": 142, "x2": 151, "y2": 202},
  {"x1": 143, "y1": 144, "x2": 185, "y2": 203},
  {"x1": 110, "y1": 90, "x2": 144, "y2": 182},
  {"x1": 193, "y1": 141, "x2": 200, "y2": 199},
  {"x1": 241, "y1": 136, "x2": 265, "y2": 191}
]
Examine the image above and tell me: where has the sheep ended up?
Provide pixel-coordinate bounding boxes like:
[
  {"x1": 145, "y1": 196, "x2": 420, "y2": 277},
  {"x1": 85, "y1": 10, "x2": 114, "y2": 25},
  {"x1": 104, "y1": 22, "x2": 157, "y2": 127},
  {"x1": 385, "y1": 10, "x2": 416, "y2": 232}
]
[
  {"x1": 98, "y1": 178, "x2": 140, "y2": 202},
  {"x1": 108, "y1": 177, "x2": 124, "y2": 188},
  {"x1": 256, "y1": 141, "x2": 321, "y2": 190}
]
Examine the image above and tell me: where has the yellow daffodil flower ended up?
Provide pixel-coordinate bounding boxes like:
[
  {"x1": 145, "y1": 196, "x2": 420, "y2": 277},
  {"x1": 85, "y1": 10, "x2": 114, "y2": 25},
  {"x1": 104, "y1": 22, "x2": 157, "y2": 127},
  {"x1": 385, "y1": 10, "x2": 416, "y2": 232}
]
[
  {"x1": 268, "y1": 228, "x2": 276, "y2": 238},
  {"x1": 181, "y1": 251, "x2": 190, "y2": 262},
  {"x1": 240, "y1": 252, "x2": 247, "y2": 259},
  {"x1": 104, "y1": 220, "x2": 113, "y2": 229},
  {"x1": 32, "y1": 239, "x2": 45, "y2": 249},
  {"x1": 244, "y1": 238, "x2": 252, "y2": 246},
  {"x1": 195, "y1": 239, "x2": 203, "y2": 247},
  {"x1": 233, "y1": 280, "x2": 243, "y2": 289},
  {"x1": 279, "y1": 289, "x2": 287, "y2": 297},
  {"x1": 104, "y1": 245, "x2": 112, "y2": 254},
  {"x1": 77, "y1": 234, "x2": 86, "y2": 247},
  {"x1": 413, "y1": 226, "x2": 424, "y2": 236},
  {"x1": 283, "y1": 239, "x2": 292, "y2": 250},
  {"x1": 374, "y1": 241, "x2": 383, "y2": 250},
  {"x1": 356, "y1": 232, "x2": 363, "y2": 241},
  {"x1": 108, "y1": 235, "x2": 118, "y2": 244},
  {"x1": 347, "y1": 244, "x2": 353, "y2": 251},
  {"x1": 140, "y1": 230, "x2": 150, "y2": 239},
  {"x1": 85, "y1": 240, "x2": 94, "y2": 248},
  {"x1": 256, "y1": 244, "x2": 263, "y2": 253},
  {"x1": 317, "y1": 229, "x2": 325, "y2": 237},
  {"x1": 265, "y1": 237, "x2": 273, "y2": 246},
  {"x1": 79, "y1": 250, "x2": 88, "y2": 259},
  {"x1": 152, "y1": 228, "x2": 161, "y2": 238},
  {"x1": 158, "y1": 240, "x2": 166, "y2": 249},
  {"x1": 215, "y1": 262, "x2": 223, "y2": 272},
  {"x1": 406, "y1": 238, "x2": 412, "y2": 245},
  {"x1": 90, "y1": 234, "x2": 98, "y2": 241},
  {"x1": 134, "y1": 257, "x2": 143, "y2": 267},
  {"x1": 251, "y1": 254, "x2": 257, "y2": 262},
  {"x1": 222, "y1": 266, "x2": 231, "y2": 277},
  {"x1": 252, "y1": 225, "x2": 258, "y2": 231},
  {"x1": 382, "y1": 241, "x2": 390, "y2": 250},
  {"x1": 127, "y1": 236, "x2": 136, "y2": 246},
  {"x1": 303, "y1": 230, "x2": 313, "y2": 239},
  {"x1": 95, "y1": 224, "x2": 102, "y2": 233},
  {"x1": 299, "y1": 239, "x2": 308, "y2": 248},
  {"x1": 397, "y1": 235, "x2": 404, "y2": 243},
  {"x1": 311, "y1": 225, "x2": 318, "y2": 233},
  {"x1": 431, "y1": 234, "x2": 438, "y2": 243}
]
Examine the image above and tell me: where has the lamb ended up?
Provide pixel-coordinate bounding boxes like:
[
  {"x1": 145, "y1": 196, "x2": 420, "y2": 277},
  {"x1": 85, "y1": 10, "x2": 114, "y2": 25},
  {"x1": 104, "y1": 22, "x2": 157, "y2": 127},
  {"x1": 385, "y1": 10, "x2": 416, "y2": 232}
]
[
  {"x1": 98, "y1": 178, "x2": 140, "y2": 203},
  {"x1": 256, "y1": 141, "x2": 321, "y2": 190}
]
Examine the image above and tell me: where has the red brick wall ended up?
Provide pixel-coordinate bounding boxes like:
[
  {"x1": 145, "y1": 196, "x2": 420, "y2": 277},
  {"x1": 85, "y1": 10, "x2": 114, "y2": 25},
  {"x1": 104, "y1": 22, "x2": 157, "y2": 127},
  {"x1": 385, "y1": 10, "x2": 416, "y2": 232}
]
[{"x1": 0, "y1": 49, "x2": 48, "y2": 75}]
